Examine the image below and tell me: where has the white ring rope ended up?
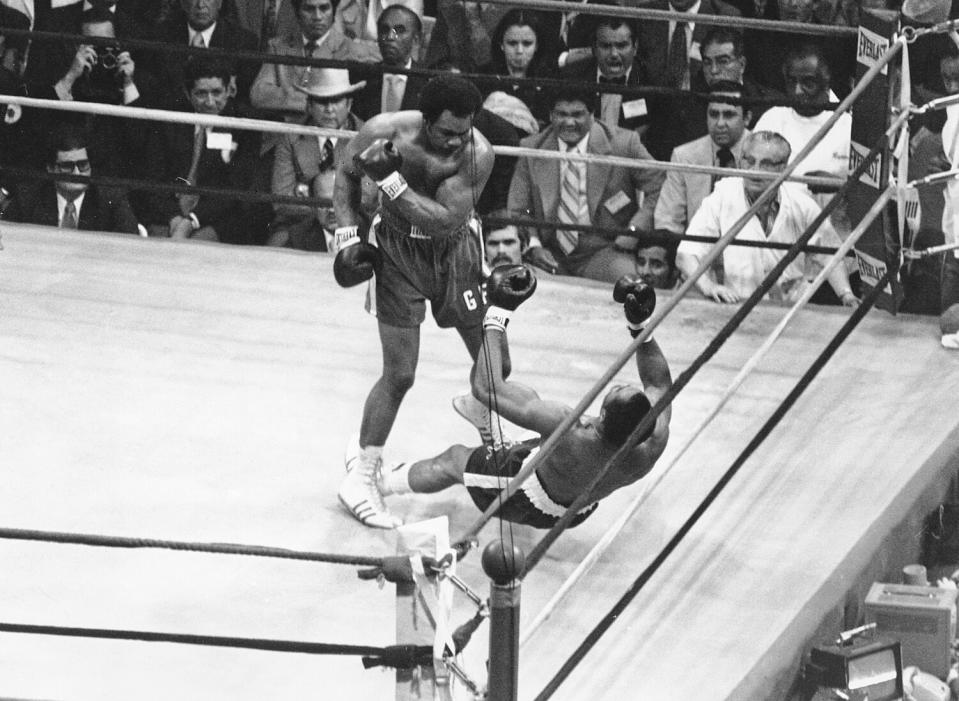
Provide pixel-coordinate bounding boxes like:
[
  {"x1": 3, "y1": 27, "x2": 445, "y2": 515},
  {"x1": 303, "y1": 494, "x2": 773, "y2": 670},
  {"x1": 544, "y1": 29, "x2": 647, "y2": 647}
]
[{"x1": 0, "y1": 95, "x2": 844, "y2": 189}]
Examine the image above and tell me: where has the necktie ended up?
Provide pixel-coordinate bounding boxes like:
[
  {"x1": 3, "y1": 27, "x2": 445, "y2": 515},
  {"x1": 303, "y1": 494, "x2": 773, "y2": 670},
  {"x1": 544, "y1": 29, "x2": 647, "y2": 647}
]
[
  {"x1": 262, "y1": 0, "x2": 278, "y2": 43},
  {"x1": 557, "y1": 154, "x2": 586, "y2": 255},
  {"x1": 305, "y1": 39, "x2": 318, "y2": 57},
  {"x1": 62, "y1": 200, "x2": 78, "y2": 229},
  {"x1": 383, "y1": 75, "x2": 404, "y2": 113},
  {"x1": 667, "y1": 21, "x2": 688, "y2": 89},
  {"x1": 190, "y1": 31, "x2": 206, "y2": 48},
  {"x1": 319, "y1": 138, "x2": 335, "y2": 171},
  {"x1": 711, "y1": 146, "x2": 735, "y2": 190},
  {"x1": 187, "y1": 125, "x2": 205, "y2": 185}
]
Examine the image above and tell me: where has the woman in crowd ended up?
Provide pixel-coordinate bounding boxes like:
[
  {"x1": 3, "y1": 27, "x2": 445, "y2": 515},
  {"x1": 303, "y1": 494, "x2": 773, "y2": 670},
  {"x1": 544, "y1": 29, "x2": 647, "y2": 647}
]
[{"x1": 478, "y1": 9, "x2": 553, "y2": 135}]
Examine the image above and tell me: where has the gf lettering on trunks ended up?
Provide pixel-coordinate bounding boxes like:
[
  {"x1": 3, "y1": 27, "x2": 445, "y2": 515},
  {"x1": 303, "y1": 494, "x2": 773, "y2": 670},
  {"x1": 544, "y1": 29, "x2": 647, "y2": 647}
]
[
  {"x1": 857, "y1": 26, "x2": 889, "y2": 75},
  {"x1": 849, "y1": 140, "x2": 881, "y2": 188},
  {"x1": 462, "y1": 283, "x2": 487, "y2": 311}
]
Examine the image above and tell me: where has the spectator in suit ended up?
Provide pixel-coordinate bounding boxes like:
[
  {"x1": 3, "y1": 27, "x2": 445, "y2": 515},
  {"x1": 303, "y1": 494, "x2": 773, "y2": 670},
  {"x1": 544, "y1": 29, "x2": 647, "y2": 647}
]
[
  {"x1": 655, "y1": 81, "x2": 751, "y2": 235},
  {"x1": 559, "y1": 16, "x2": 651, "y2": 140},
  {"x1": 142, "y1": 57, "x2": 266, "y2": 243},
  {"x1": 268, "y1": 67, "x2": 375, "y2": 250},
  {"x1": 148, "y1": 0, "x2": 260, "y2": 109},
  {"x1": 333, "y1": 0, "x2": 421, "y2": 43},
  {"x1": 635, "y1": 230, "x2": 681, "y2": 289},
  {"x1": 231, "y1": 0, "x2": 300, "y2": 49},
  {"x1": 635, "y1": 0, "x2": 741, "y2": 161},
  {"x1": 695, "y1": 27, "x2": 774, "y2": 126},
  {"x1": 509, "y1": 85, "x2": 664, "y2": 283},
  {"x1": 349, "y1": 4, "x2": 425, "y2": 120},
  {"x1": 251, "y1": 0, "x2": 376, "y2": 121},
  {"x1": 25, "y1": 9, "x2": 155, "y2": 189},
  {"x1": 676, "y1": 130, "x2": 857, "y2": 305},
  {"x1": 11, "y1": 122, "x2": 139, "y2": 234}
]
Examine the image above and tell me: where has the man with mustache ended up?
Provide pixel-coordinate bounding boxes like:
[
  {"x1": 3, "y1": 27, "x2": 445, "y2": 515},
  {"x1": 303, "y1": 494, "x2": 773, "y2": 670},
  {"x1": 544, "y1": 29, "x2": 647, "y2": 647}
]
[{"x1": 332, "y1": 74, "x2": 506, "y2": 529}]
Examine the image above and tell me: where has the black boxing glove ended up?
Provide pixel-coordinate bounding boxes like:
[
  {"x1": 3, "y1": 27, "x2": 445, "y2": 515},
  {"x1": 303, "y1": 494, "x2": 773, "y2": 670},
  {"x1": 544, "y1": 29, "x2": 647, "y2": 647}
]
[
  {"x1": 333, "y1": 226, "x2": 382, "y2": 287},
  {"x1": 613, "y1": 275, "x2": 656, "y2": 340},
  {"x1": 354, "y1": 139, "x2": 406, "y2": 200},
  {"x1": 484, "y1": 264, "x2": 537, "y2": 331}
]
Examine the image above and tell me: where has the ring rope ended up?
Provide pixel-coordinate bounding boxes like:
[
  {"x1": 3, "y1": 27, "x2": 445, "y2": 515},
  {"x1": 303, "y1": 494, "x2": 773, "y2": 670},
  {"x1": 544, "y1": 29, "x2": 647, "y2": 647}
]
[
  {"x1": 533, "y1": 262, "x2": 897, "y2": 700},
  {"x1": 465, "y1": 0, "x2": 858, "y2": 37},
  {"x1": 0, "y1": 621, "x2": 422, "y2": 662},
  {"x1": 519, "y1": 181, "x2": 895, "y2": 647},
  {"x1": 0, "y1": 94, "x2": 845, "y2": 190},
  {"x1": 0, "y1": 526, "x2": 386, "y2": 567},
  {"x1": 483, "y1": 213, "x2": 846, "y2": 256},
  {"x1": 453, "y1": 34, "x2": 904, "y2": 555}
]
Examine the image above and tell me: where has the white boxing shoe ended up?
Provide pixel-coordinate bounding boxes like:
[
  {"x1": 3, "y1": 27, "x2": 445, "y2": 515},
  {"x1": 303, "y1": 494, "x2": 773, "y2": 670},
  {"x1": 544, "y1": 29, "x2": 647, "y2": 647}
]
[
  {"x1": 344, "y1": 433, "x2": 361, "y2": 473},
  {"x1": 338, "y1": 459, "x2": 403, "y2": 529},
  {"x1": 452, "y1": 392, "x2": 512, "y2": 448},
  {"x1": 942, "y1": 332, "x2": 959, "y2": 350}
]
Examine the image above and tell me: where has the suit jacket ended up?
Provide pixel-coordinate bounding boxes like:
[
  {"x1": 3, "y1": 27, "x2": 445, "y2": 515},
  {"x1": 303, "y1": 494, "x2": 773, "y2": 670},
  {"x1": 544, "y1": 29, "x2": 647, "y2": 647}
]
[
  {"x1": 270, "y1": 112, "x2": 377, "y2": 249},
  {"x1": 653, "y1": 131, "x2": 749, "y2": 233},
  {"x1": 143, "y1": 107, "x2": 265, "y2": 244},
  {"x1": 508, "y1": 119, "x2": 664, "y2": 264},
  {"x1": 250, "y1": 26, "x2": 375, "y2": 119},
  {"x1": 634, "y1": 0, "x2": 741, "y2": 87},
  {"x1": 232, "y1": 0, "x2": 300, "y2": 47},
  {"x1": 11, "y1": 181, "x2": 139, "y2": 235},
  {"x1": 349, "y1": 62, "x2": 428, "y2": 121},
  {"x1": 559, "y1": 58, "x2": 651, "y2": 135},
  {"x1": 149, "y1": 16, "x2": 260, "y2": 108}
]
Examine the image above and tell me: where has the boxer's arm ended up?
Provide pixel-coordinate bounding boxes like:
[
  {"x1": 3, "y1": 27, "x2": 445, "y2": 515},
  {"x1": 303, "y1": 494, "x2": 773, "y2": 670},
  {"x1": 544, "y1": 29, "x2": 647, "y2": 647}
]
[
  {"x1": 389, "y1": 137, "x2": 494, "y2": 237},
  {"x1": 334, "y1": 118, "x2": 395, "y2": 228}
]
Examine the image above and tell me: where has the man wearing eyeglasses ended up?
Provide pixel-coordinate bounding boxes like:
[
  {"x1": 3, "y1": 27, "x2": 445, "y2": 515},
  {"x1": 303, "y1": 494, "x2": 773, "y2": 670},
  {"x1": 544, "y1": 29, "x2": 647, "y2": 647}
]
[
  {"x1": 675, "y1": 130, "x2": 857, "y2": 306},
  {"x1": 10, "y1": 122, "x2": 138, "y2": 234}
]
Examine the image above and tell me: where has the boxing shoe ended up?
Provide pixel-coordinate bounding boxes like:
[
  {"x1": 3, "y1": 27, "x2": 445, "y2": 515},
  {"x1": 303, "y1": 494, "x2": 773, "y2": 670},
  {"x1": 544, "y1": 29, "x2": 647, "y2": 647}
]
[
  {"x1": 344, "y1": 433, "x2": 361, "y2": 473},
  {"x1": 942, "y1": 332, "x2": 959, "y2": 350},
  {"x1": 338, "y1": 457, "x2": 403, "y2": 529},
  {"x1": 452, "y1": 392, "x2": 513, "y2": 448}
]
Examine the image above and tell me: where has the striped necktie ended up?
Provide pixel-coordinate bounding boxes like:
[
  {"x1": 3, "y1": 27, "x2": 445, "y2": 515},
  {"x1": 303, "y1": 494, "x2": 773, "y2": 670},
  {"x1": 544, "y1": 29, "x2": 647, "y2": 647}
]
[{"x1": 556, "y1": 149, "x2": 586, "y2": 254}]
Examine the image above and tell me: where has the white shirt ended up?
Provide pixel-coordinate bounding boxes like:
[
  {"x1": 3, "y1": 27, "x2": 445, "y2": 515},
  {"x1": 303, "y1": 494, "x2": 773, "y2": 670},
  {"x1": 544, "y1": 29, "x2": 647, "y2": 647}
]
[
  {"x1": 188, "y1": 23, "x2": 216, "y2": 48},
  {"x1": 302, "y1": 30, "x2": 330, "y2": 53},
  {"x1": 753, "y1": 100, "x2": 851, "y2": 178},
  {"x1": 57, "y1": 191, "x2": 85, "y2": 227},
  {"x1": 942, "y1": 104, "x2": 959, "y2": 253},
  {"x1": 382, "y1": 59, "x2": 412, "y2": 111}
]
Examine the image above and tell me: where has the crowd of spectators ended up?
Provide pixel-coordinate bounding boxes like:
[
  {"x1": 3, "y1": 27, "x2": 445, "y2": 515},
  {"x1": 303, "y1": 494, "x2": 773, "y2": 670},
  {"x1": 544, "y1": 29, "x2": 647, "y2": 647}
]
[{"x1": 0, "y1": 0, "x2": 956, "y2": 320}]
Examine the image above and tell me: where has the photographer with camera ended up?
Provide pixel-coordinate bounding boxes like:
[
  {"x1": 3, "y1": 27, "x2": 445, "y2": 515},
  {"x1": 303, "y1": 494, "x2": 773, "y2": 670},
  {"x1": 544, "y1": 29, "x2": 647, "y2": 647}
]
[{"x1": 53, "y1": 8, "x2": 141, "y2": 106}]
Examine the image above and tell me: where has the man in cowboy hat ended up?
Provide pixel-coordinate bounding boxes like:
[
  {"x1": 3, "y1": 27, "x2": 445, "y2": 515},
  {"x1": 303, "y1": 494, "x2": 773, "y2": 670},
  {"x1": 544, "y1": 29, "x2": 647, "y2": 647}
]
[{"x1": 268, "y1": 66, "x2": 376, "y2": 250}]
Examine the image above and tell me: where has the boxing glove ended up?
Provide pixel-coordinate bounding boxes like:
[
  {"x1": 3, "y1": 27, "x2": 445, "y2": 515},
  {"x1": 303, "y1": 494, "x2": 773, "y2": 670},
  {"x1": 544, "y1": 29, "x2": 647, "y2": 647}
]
[
  {"x1": 613, "y1": 275, "x2": 656, "y2": 339},
  {"x1": 333, "y1": 226, "x2": 382, "y2": 287},
  {"x1": 484, "y1": 264, "x2": 537, "y2": 332},
  {"x1": 354, "y1": 139, "x2": 407, "y2": 200}
]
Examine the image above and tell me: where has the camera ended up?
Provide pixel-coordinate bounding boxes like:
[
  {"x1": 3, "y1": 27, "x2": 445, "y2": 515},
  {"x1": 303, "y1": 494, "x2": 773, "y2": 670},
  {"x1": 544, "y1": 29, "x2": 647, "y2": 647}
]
[{"x1": 92, "y1": 45, "x2": 121, "y2": 73}]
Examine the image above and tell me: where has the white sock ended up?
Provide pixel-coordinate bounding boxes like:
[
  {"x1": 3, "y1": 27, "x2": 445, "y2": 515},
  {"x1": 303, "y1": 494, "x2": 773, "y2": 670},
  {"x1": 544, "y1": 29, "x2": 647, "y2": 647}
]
[{"x1": 379, "y1": 462, "x2": 413, "y2": 495}]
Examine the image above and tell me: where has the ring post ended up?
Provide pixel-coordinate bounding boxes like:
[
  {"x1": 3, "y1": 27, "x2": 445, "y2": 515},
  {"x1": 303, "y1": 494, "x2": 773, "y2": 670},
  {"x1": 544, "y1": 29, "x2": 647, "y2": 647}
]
[{"x1": 482, "y1": 540, "x2": 524, "y2": 701}]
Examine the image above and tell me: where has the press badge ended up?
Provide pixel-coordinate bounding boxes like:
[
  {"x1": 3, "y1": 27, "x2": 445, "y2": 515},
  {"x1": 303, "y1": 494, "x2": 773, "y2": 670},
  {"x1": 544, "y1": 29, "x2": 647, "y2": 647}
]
[
  {"x1": 622, "y1": 98, "x2": 648, "y2": 120},
  {"x1": 604, "y1": 191, "x2": 631, "y2": 214},
  {"x1": 206, "y1": 131, "x2": 233, "y2": 150}
]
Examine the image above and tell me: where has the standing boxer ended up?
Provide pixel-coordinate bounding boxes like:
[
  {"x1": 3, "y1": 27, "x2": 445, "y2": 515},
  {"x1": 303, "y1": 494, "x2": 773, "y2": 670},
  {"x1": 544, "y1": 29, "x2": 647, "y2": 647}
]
[{"x1": 333, "y1": 74, "x2": 507, "y2": 528}]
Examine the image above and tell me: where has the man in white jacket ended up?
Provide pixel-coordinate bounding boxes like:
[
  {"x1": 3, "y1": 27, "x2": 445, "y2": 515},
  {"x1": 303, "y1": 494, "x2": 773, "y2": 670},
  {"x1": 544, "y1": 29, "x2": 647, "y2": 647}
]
[{"x1": 676, "y1": 130, "x2": 858, "y2": 306}]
